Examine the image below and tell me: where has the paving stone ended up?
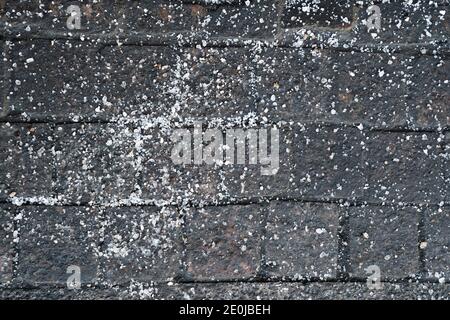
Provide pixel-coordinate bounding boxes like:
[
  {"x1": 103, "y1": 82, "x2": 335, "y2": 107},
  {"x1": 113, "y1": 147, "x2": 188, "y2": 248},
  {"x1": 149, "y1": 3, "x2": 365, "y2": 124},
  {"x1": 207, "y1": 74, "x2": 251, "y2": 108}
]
[
  {"x1": 264, "y1": 202, "x2": 340, "y2": 280},
  {"x1": 219, "y1": 125, "x2": 294, "y2": 200},
  {"x1": 184, "y1": 205, "x2": 265, "y2": 281},
  {"x1": 0, "y1": 286, "x2": 119, "y2": 300},
  {"x1": 16, "y1": 206, "x2": 101, "y2": 286},
  {"x1": 0, "y1": 205, "x2": 15, "y2": 285},
  {"x1": 347, "y1": 205, "x2": 420, "y2": 279},
  {"x1": 349, "y1": 1, "x2": 449, "y2": 45},
  {"x1": 5, "y1": 40, "x2": 104, "y2": 121},
  {"x1": 282, "y1": 1, "x2": 449, "y2": 44},
  {"x1": 101, "y1": 206, "x2": 183, "y2": 285},
  {"x1": 139, "y1": 125, "x2": 224, "y2": 204},
  {"x1": 364, "y1": 132, "x2": 445, "y2": 204},
  {"x1": 3, "y1": 0, "x2": 120, "y2": 36},
  {"x1": 123, "y1": 0, "x2": 277, "y2": 39},
  {"x1": 5, "y1": 40, "x2": 180, "y2": 122},
  {"x1": 0, "y1": 123, "x2": 54, "y2": 202},
  {"x1": 175, "y1": 47, "x2": 257, "y2": 119},
  {"x1": 257, "y1": 48, "x2": 449, "y2": 129},
  {"x1": 289, "y1": 124, "x2": 365, "y2": 200},
  {"x1": 91, "y1": 45, "x2": 177, "y2": 119},
  {"x1": 0, "y1": 40, "x2": 4, "y2": 119},
  {"x1": 444, "y1": 132, "x2": 450, "y2": 201},
  {"x1": 54, "y1": 123, "x2": 139, "y2": 204},
  {"x1": 217, "y1": 124, "x2": 364, "y2": 202},
  {"x1": 282, "y1": 0, "x2": 354, "y2": 29},
  {"x1": 155, "y1": 282, "x2": 450, "y2": 300},
  {"x1": 424, "y1": 207, "x2": 449, "y2": 280}
]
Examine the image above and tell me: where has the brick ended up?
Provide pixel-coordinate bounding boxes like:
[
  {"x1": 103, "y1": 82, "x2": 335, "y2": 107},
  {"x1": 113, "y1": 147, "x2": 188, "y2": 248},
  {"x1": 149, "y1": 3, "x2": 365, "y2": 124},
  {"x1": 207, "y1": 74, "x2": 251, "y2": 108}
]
[
  {"x1": 252, "y1": 48, "x2": 307, "y2": 122},
  {"x1": 219, "y1": 125, "x2": 294, "y2": 200},
  {"x1": 407, "y1": 55, "x2": 449, "y2": 129},
  {"x1": 282, "y1": 1, "x2": 449, "y2": 45},
  {"x1": 184, "y1": 205, "x2": 265, "y2": 280},
  {"x1": 282, "y1": 0, "x2": 354, "y2": 29},
  {"x1": 0, "y1": 123, "x2": 54, "y2": 201},
  {"x1": 3, "y1": 0, "x2": 120, "y2": 36},
  {"x1": 54, "y1": 123, "x2": 139, "y2": 204},
  {"x1": 5, "y1": 40, "x2": 177, "y2": 121},
  {"x1": 155, "y1": 282, "x2": 450, "y2": 300},
  {"x1": 364, "y1": 132, "x2": 445, "y2": 204},
  {"x1": 350, "y1": 1, "x2": 449, "y2": 45},
  {"x1": 0, "y1": 40, "x2": 4, "y2": 119},
  {"x1": 123, "y1": 0, "x2": 277, "y2": 39},
  {"x1": 96, "y1": 45, "x2": 176, "y2": 119},
  {"x1": 139, "y1": 126, "x2": 223, "y2": 203},
  {"x1": 347, "y1": 205, "x2": 420, "y2": 279},
  {"x1": 16, "y1": 206, "x2": 100, "y2": 286},
  {"x1": 424, "y1": 207, "x2": 449, "y2": 280},
  {"x1": 289, "y1": 125, "x2": 365, "y2": 200},
  {"x1": 0, "y1": 205, "x2": 14, "y2": 284},
  {"x1": 8, "y1": 41, "x2": 262, "y2": 122},
  {"x1": 5, "y1": 40, "x2": 104, "y2": 121},
  {"x1": 175, "y1": 47, "x2": 257, "y2": 119},
  {"x1": 101, "y1": 206, "x2": 182, "y2": 284},
  {"x1": 211, "y1": 125, "x2": 365, "y2": 202},
  {"x1": 264, "y1": 202, "x2": 340, "y2": 280},
  {"x1": 444, "y1": 132, "x2": 450, "y2": 201},
  {"x1": 255, "y1": 48, "x2": 449, "y2": 129}
]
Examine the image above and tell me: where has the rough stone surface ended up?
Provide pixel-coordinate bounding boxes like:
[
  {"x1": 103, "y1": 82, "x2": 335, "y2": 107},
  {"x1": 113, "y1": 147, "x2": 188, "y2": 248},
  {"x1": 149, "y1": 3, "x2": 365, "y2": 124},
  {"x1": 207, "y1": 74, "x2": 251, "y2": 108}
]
[
  {"x1": 347, "y1": 206, "x2": 420, "y2": 279},
  {"x1": 290, "y1": 125, "x2": 365, "y2": 200},
  {"x1": 264, "y1": 202, "x2": 340, "y2": 280},
  {"x1": 0, "y1": 1, "x2": 448, "y2": 300},
  {"x1": 54, "y1": 124, "x2": 139, "y2": 204},
  {"x1": 15, "y1": 206, "x2": 101, "y2": 286},
  {"x1": 0, "y1": 123, "x2": 54, "y2": 202},
  {"x1": 364, "y1": 132, "x2": 445, "y2": 204},
  {"x1": 0, "y1": 205, "x2": 14, "y2": 285},
  {"x1": 101, "y1": 206, "x2": 183, "y2": 285},
  {"x1": 424, "y1": 207, "x2": 449, "y2": 281},
  {"x1": 2, "y1": 0, "x2": 121, "y2": 36},
  {"x1": 184, "y1": 205, "x2": 265, "y2": 281}
]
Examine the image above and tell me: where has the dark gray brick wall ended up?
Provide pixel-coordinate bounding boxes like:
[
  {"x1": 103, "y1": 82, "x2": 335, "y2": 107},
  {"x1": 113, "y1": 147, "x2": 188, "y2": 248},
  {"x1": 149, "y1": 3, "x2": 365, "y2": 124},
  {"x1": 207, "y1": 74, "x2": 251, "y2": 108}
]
[{"x1": 0, "y1": 0, "x2": 448, "y2": 300}]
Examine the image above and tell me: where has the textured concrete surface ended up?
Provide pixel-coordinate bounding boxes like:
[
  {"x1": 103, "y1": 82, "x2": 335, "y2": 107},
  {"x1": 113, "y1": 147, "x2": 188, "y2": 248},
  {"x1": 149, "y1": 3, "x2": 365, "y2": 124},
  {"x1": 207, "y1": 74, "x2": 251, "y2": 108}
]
[{"x1": 0, "y1": 1, "x2": 448, "y2": 300}]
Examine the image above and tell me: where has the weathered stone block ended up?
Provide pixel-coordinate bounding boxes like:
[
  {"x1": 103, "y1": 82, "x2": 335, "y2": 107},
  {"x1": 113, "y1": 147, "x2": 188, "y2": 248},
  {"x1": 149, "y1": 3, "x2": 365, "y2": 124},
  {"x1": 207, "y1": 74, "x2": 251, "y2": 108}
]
[
  {"x1": 101, "y1": 206, "x2": 183, "y2": 284},
  {"x1": 423, "y1": 207, "x2": 449, "y2": 280},
  {"x1": 364, "y1": 132, "x2": 445, "y2": 204},
  {"x1": 350, "y1": 1, "x2": 449, "y2": 45},
  {"x1": 0, "y1": 123, "x2": 54, "y2": 202},
  {"x1": 255, "y1": 48, "x2": 449, "y2": 130},
  {"x1": 290, "y1": 125, "x2": 365, "y2": 200},
  {"x1": 123, "y1": 0, "x2": 277, "y2": 38},
  {"x1": 184, "y1": 205, "x2": 265, "y2": 280},
  {"x1": 264, "y1": 202, "x2": 340, "y2": 280},
  {"x1": 3, "y1": 0, "x2": 120, "y2": 36},
  {"x1": 5, "y1": 40, "x2": 104, "y2": 121},
  {"x1": 139, "y1": 126, "x2": 224, "y2": 204},
  {"x1": 0, "y1": 205, "x2": 14, "y2": 284},
  {"x1": 16, "y1": 206, "x2": 100, "y2": 286},
  {"x1": 175, "y1": 47, "x2": 256, "y2": 119},
  {"x1": 0, "y1": 40, "x2": 4, "y2": 119},
  {"x1": 347, "y1": 205, "x2": 420, "y2": 279},
  {"x1": 282, "y1": 1, "x2": 449, "y2": 45},
  {"x1": 282, "y1": 0, "x2": 354, "y2": 29},
  {"x1": 220, "y1": 125, "x2": 294, "y2": 200},
  {"x1": 6, "y1": 40, "x2": 179, "y2": 121},
  {"x1": 444, "y1": 132, "x2": 450, "y2": 201},
  {"x1": 253, "y1": 48, "x2": 307, "y2": 121},
  {"x1": 54, "y1": 124, "x2": 139, "y2": 204},
  {"x1": 92, "y1": 45, "x2": 177, "y2": 119}
]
